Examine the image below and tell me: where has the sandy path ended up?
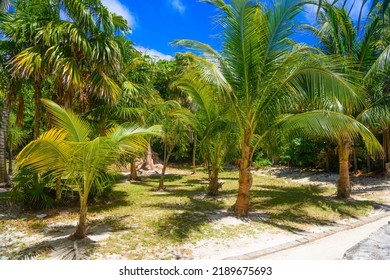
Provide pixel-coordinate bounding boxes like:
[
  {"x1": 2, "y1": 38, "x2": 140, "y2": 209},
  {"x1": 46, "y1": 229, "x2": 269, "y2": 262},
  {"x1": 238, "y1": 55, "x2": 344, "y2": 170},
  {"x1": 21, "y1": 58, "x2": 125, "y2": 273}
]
[{"x1": 254, "y1": 215, "x2": 390, "y2": 260}]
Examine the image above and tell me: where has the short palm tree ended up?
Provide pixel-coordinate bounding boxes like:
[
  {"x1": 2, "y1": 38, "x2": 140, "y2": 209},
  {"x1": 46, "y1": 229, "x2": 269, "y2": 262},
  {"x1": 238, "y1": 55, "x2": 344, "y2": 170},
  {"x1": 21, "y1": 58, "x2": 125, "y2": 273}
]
[
  {"x1": 17, "y1": 99, "x2": 159, "y2": 239},
  {"x1": 174, "y1": 69, "x2": 238, "y2": 196}
]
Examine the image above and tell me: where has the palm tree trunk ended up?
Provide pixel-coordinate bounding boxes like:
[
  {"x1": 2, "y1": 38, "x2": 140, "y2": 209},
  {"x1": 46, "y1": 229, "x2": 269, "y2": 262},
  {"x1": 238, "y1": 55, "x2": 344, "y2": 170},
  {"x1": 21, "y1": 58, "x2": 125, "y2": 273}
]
[
  {"x1": 0, "y1": 91, "x2": 12, "y2": 187},
  {"x1": 337, "y1": 139, "x2": 351, "y2": 199},
  {"x1": 208, "y1": 164, "x2": 220, "y2": 196},
  {"x1": 7, "y1": 147, "x2": 12, "y2": 175},
  {"x1": 366, "y1": 151, "x2": 371, "y2": 173},
  {"x1": 71, "y1": 195, "x2": 88, "y2": 240},
  {"x1": 145, "y1": 142, "x2": 154, "y2": 170},
  {"x1": 385, "y1": 127, "x2": 390, "y2": 175},
  {"x1": 130, "y1": 161, "x2": 138, "y2": 181},
  {"x1": 325, "y1": 147, "x2": 330, "y2": 172},
  {"x1": 234, "y1": 134, "x2": 252, "y2": 217},
  {"x1": 158, "y1": 141, "x2": 169, "y2": 190},
  {"x1": 192, "y1": 132, "x2": 197, "y2": 174},
  {"x1": 384, "y1": 127, "x2": 390, "y2": 167},
  {"x1": 16, "y1": 94, "x2": 24, "y2": 128},
  {"x1": 55, "y1": 177, "x2": 62, "y2": 202}
]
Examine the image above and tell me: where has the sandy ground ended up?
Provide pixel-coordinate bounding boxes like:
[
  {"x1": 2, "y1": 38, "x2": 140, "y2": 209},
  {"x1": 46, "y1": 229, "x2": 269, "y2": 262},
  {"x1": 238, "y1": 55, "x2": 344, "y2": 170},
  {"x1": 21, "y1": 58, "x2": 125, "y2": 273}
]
[
  {"x1": 1, "y1": 167, "x2": 389, "y2": 260},
  {"x1": 254, "y1": 215, "x2": 390, "y2": 260},
  {"x1": 183, "y1": 168, "x2": 390, "y2": 260}
]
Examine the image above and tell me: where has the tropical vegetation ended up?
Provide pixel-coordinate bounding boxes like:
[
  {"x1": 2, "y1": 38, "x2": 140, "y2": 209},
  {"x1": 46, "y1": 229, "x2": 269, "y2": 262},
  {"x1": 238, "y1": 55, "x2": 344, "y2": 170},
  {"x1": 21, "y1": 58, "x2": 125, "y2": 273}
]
[{"x1": 0, "y1": 0, "x2": 389, "y2": 246}]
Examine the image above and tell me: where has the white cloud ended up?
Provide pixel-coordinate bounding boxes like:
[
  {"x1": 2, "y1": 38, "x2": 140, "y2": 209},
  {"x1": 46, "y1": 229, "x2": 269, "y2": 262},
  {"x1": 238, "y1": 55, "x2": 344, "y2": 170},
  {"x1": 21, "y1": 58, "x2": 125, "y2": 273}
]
[
  {"x1": 347, "y1": 0, "x2": 370, "y2": 22},
  {"x1": 303, "y1": 3, "x2": 317, "y2": 25},
  {"x1": 135, "y1": 46, "x2": 173, "y2": 61},
  {"x1": 170, "y1": 0, "x2": 186, "y2": 14},
  {"x1": 101, "y1": 0, "x2": 136, "y2": 29}
]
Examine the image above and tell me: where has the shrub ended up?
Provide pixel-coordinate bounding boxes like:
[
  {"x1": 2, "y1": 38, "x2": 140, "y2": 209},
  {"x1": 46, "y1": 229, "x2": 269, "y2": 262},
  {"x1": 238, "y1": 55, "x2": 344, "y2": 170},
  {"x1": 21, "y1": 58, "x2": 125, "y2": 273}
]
[{"x1": 10, "y1": 167, "x2": 55, "y2": 210}]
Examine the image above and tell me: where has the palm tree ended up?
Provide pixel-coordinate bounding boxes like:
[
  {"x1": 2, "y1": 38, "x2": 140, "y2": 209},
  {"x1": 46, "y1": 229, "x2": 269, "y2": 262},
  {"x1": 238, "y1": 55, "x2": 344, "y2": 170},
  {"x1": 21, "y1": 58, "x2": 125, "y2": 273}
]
[
  {"x1": 0, "y1": 0, "x2": 9, "y2": 11},
  {"x1": 0, "y1": 22, "x2": 24, "y2": 187},
  {"x1": 361, "y1": 4, "x2": 390, "y2": 171},
  {"x1": 272, "y1": 111, "x2": 383, "y2": 197},
  {"x1": 175, "y1": 0, "x2": 369, "y2": 216},
  {"x1": 174, "y1": 69, "x2": 238, "y2": 196},
  {"x1": 306, "y1": 2, "x2": 390, "y2": 194},
  {"x1": 17, "y1": 99, "x2": 159, "y2": 239},
  {"x1": 8, "y1": 0, "x2": 130, "y2": 114}
]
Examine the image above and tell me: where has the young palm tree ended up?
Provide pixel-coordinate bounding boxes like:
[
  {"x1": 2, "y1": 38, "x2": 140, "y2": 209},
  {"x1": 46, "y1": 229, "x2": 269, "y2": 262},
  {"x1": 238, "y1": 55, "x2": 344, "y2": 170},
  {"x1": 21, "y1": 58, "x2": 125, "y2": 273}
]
[
  {"x1": 17, "y1": 99, "x2": 159, "y2": 239},
  {"x1": 175, "y1": 0, "x2": 369, "y2": 216},
  {"x1": 174, "y1": 69, "x2": 238, "y2": 196}
]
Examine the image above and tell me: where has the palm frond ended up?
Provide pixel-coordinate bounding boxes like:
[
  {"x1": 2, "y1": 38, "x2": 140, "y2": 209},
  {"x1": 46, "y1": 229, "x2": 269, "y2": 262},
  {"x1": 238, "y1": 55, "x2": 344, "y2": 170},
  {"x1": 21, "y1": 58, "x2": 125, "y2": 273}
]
[
  {"x1": 272, "y1": 110, "x2": 383, "y2": 157},
  {"x1": 41, "y1": 99, "x2": 91, "y2": 142},
  {"x1": 16, "y1": 128, "x2": 72, "y2": 177}
]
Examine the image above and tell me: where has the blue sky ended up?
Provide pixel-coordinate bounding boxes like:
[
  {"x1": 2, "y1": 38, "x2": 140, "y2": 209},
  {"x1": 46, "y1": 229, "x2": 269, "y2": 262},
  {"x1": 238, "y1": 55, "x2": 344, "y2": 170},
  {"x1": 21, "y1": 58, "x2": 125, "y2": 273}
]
[{"x1": 101, "y1": 0, "x2": 373, "y2": 60}]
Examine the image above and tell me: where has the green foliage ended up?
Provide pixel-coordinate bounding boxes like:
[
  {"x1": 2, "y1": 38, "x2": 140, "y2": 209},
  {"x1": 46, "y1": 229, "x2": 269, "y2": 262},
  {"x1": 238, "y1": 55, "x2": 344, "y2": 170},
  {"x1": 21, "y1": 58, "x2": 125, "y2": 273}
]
[
  {"x1": 253, "y1": 152, "x2": 272, "y2": 169},
  {"x1": 10, "y1": 167, "x2": 55, "y2": 210},
  {"x1": 278, "y1": 138, "x2": 327, "y2": 168}
]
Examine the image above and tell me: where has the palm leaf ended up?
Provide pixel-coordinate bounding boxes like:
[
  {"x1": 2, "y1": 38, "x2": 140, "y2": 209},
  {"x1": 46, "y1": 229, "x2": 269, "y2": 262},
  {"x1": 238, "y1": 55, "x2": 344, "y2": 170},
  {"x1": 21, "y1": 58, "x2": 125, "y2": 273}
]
[
  {"x1": 41, "y1": 99, "x2": 91, "y2": 142},
  {"x1": 272, "y1": 110, "x2": 383, "y2": 157}
]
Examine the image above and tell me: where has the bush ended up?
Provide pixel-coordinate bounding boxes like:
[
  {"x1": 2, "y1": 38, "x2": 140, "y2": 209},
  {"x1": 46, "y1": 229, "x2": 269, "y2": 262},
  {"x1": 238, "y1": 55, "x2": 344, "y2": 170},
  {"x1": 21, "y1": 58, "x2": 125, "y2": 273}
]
[
  {"x1": 253, "y1": 152, "x2": 272, "y2": 169},
  {"x1": 10, "y1": 167, "x2": 55, "y2": 210}
]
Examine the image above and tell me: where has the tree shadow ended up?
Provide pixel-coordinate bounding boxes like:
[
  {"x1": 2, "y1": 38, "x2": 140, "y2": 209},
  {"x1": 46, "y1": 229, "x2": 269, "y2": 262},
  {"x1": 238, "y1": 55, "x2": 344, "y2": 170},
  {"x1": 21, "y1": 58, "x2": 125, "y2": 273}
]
[
  {"x1": 144, "y1": 188, "x2": 227, "y2": 241},
  {"x1": 7, "y1": 214, "x2": 134, "y2": 260},
  {"x1": 249, "y1": 184, "x2": 387, "y2": 233},
  {"x1": 147, "y1": 174, "x2": 184, "y2": 182}
]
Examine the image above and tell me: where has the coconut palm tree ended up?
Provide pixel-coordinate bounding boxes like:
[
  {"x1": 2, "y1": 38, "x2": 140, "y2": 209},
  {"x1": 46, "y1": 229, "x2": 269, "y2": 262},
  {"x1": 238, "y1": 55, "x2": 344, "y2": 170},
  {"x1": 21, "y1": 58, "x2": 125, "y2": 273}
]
[
  {"x1": 174, "y1": 68, "x2": 238, "y2": 196},
  {"x1": 175, "y1": 0, "x2": 370, "y2": 216},
  {"x1": 271, "y1": 111, "x2": 383, "y2": 197},
  {"x1": 17, "y1": 99, "x2": 159, "y2": 239},
  {"x1": 306, "y1": 2, "x2": 390, "y2": 195}
]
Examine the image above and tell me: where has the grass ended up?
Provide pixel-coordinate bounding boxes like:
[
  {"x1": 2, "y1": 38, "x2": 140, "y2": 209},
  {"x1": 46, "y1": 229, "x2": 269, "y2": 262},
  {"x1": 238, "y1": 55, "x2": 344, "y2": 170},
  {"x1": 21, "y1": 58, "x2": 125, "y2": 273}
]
[{"x1": 0, "y1": 166, "x2": 384, "y2": 259}]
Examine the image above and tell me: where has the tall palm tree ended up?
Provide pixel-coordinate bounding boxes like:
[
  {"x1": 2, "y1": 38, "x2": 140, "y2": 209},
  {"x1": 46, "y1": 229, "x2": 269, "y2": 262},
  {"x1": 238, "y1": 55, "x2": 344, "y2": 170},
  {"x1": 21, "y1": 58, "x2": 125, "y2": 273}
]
[
  {"x1": 0, "y1": 22, "x2": 24, "y2": 187},
  {"x1": 306, "y1": 2, "x2": 390, "y2": 195},
  {"x1": 8, "y1": 0, "x2": 130, "y2": 113},
  {"x1": 175, "y1": 0, "x2": 370, "y2": 216},
  {"x1": 17, "y1": 99, "x2": 159, "y2": 239}
]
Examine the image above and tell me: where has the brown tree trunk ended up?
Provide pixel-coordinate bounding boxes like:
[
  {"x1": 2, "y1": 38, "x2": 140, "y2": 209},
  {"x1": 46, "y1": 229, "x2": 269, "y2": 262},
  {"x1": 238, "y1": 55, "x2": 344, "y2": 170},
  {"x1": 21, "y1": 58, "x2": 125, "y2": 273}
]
[
  {"x1": 234, "y1": 134, "x2": 252, "y2": 217},
  {"x1": 325, "y1": 148, "x2": 330, "y2": 173},
  {"x1": 384, "y1": 127, "x2": 390, "y2": 169},
  {"x1": 16, "y1": 94, "x2": 24, "y2": 128},
  {"x1": 337, "y1": 139, "x2": 352, "y2": 199},
  {"x1": 158, "y1": 141, "x2": 170, "y2": 190},
  {"x1": 70, "y1": 196, "x2": 88, "y2": 240},
  {"x1": 7, "y1": 147, "x2": 12, "y2": 175},
  {"x1": 0, "y1": 89, "x2": 12, "y2": 187},
  {"x1": 130, "y1": 161, "x2": 138, "y2": 181},
  {"x1": 192, "y1": 132, "x2": 197, "y2": 174},
  {"x1": 55, "y1": 177, "x2": 62, "y2": 202},
  {"x1": 145, "y1": 142, "x2": 154, "y2": 170},
  {"x1": 366, "y1": 151, "x2": 371, "y2": 173},
  {"x1": 208, "y1": 165, "x2": 220, "y2": 196}
]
